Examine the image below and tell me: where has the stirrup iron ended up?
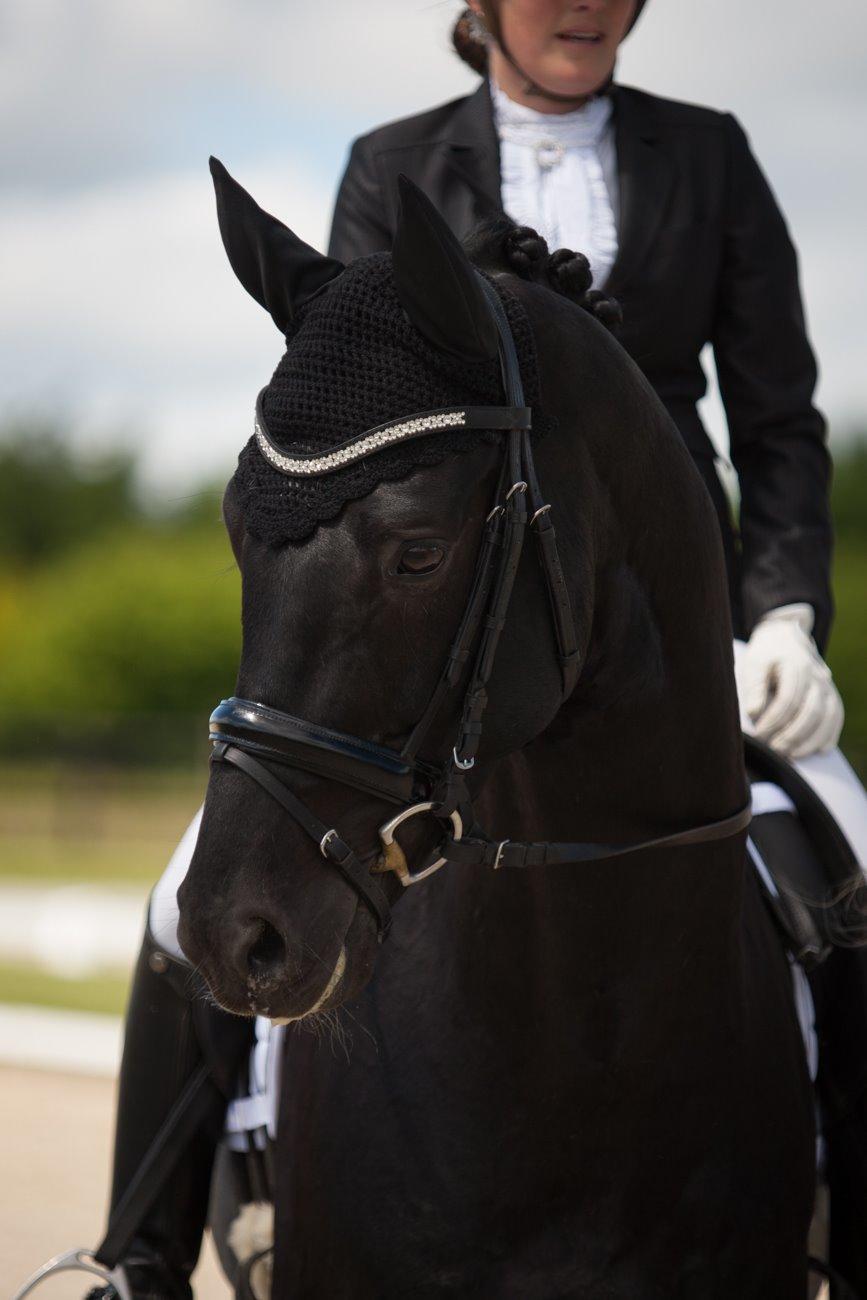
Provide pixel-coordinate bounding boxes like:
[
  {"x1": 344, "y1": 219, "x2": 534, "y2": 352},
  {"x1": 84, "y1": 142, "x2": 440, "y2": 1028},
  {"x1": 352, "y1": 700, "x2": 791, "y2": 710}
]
[{"x1": 11, "y1": 1246, "x2": 132, "y2": 1300}]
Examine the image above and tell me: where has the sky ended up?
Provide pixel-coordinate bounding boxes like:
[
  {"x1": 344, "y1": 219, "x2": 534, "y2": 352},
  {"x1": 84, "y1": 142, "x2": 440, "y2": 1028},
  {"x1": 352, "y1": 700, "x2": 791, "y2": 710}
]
[{"x1": 1, "y1": 0, "x2": 865, "y2": 499}]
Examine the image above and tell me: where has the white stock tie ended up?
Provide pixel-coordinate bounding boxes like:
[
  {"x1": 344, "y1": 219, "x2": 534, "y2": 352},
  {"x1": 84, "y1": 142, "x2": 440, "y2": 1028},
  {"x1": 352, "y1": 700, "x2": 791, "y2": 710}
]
[{"x1": 490, "y1": 78, "x2": 619, "y2": 289}]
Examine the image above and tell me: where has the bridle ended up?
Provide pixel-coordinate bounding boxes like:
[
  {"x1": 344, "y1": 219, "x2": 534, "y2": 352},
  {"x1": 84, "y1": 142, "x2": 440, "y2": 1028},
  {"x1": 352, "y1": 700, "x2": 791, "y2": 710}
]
[{"x1": 209, "y1": 272, "x2": 751, "y2": 941}]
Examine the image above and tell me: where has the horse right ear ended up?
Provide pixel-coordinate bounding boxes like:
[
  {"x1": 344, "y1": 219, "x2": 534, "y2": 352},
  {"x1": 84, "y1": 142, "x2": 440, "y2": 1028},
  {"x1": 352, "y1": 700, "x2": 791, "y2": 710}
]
[
  {"x1": 392, "y1": 174, "x2": 499, "y2": 361},
  {"x1": 209, "y1": 157, "x2": 343, "y2": 333}
]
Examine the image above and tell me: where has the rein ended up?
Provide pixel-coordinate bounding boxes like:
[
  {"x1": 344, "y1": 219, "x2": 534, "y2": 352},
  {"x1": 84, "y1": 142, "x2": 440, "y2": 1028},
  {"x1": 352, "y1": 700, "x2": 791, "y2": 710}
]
[{"x1": 210, "y1": 273, "x2": 750, "y2": 940}]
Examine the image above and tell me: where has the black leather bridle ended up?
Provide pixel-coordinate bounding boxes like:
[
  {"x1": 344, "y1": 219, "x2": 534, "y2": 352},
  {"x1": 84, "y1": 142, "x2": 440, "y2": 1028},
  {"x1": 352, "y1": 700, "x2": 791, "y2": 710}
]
[{"x1": 209, "y1": 274, "x2": 751, "y2": 940}]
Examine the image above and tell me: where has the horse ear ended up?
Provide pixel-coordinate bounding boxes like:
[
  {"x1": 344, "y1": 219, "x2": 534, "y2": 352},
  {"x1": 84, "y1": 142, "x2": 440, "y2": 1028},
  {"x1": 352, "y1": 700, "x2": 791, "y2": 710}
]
[
  {"x1": 392, "y1": 174, "x2": 499, "y2": 361},
  {"x1": 209, "y1": 157, "x2": 343, "y2": 333}
]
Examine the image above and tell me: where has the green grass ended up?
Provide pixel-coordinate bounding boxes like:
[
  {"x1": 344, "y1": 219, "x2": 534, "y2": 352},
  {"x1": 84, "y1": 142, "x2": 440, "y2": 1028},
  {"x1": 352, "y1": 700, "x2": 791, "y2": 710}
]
[
  {"x1": 0, "y1": 763, "x2": 204, "y2": 885},
  {"x1": 0, "y1": 960, "x2": 130, "y2": 1017},
  {"x1": 827, "y1": 541, "x2": 867, "y2": 780},
  {"x1": 0, "y1": 835, "x2": 173, "y2": 886}
]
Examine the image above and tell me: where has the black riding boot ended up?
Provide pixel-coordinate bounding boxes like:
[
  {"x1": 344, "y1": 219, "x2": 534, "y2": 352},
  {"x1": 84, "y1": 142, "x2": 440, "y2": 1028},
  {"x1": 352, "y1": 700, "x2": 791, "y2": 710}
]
[{"x1": 87, "y1": 924, "x2": 254, "y2": 1300}]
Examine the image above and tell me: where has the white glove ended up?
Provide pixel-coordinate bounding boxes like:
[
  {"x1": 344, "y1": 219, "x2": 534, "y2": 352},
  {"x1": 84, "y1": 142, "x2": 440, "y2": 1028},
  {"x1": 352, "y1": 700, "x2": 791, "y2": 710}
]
[{"x1": 735, "y1": 603, "x2": 844, "y2": 759}]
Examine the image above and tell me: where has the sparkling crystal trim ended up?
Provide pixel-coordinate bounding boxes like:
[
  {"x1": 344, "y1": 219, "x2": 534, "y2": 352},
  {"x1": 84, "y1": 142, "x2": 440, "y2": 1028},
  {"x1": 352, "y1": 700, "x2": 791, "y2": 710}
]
[{"x1": 254, "y1": 409, "x2": 468, "y2": 477}]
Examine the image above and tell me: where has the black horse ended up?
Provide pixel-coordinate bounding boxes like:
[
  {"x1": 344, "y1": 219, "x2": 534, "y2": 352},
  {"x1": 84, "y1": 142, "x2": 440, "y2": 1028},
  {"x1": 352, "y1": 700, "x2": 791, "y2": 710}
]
[{"x1": 178, "y1": 163, "x2": 815, "y2": 1297}]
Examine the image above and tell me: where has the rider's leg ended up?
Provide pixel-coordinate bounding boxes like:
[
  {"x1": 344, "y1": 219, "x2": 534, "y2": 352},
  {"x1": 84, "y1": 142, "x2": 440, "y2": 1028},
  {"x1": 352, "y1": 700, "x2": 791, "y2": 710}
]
[
  {"x1": 733, "y1": 639, "x2": 867, "y2": 1293},
  {"x1": 94, "y1": 812, "x2": 254, "y2": 1299}
]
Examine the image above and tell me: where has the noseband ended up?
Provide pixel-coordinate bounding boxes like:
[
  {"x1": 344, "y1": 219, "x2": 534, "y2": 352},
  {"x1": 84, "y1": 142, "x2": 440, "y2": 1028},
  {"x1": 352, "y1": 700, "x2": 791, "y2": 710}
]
[{"x1": 210, "y1": 274, "x2": 750, "y2": 939}]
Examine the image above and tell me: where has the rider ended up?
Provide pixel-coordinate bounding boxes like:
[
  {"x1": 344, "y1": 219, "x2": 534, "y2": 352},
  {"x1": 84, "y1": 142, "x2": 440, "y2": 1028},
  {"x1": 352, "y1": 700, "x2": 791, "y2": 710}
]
[
  {"x1": 330, "y1": 0, "x2": 845, "y2": 761},
  {"x1": 53, "y1": 3, "x2": 864, "y2": 1297}
]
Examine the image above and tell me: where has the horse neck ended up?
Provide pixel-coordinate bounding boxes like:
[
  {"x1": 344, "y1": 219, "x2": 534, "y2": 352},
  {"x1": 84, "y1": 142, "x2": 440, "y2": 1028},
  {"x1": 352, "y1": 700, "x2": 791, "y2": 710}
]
[
  {"x1": 427, "y1": 611, "x2": 747, "y2": 1027},
  {"x1": 456, "y1": 477, "x2": 747, "y2": 945},
  {"x1": 513, "y1": 387, "x2": 747, "y2": 846},
  {"x1": 398, "y1": 294, "x2": 750, "y2": 1044}
]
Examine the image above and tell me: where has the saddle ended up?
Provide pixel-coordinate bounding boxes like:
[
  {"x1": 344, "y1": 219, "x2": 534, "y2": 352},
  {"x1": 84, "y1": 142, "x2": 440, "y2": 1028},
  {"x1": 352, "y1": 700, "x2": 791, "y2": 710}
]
[{"x1": 745, "y1": 735, "x2": 866, "y2": 971}]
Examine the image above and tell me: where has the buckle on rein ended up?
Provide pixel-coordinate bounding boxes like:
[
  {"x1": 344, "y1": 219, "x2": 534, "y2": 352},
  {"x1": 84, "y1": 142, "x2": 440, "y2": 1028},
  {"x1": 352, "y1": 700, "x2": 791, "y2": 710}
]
[{"x1": 375, "y1": 803, "x2": 463, "y2": 887}]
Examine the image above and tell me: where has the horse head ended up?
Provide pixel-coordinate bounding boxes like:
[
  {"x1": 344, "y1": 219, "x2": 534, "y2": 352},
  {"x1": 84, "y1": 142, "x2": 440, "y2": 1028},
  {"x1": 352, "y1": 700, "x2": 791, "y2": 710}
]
[
  {"x1": 177, "y1": 161, "x2": 741, "y2": 1021},
  {"x1": 176, "y1": 164, "x2": 572, "y2": 1017}
]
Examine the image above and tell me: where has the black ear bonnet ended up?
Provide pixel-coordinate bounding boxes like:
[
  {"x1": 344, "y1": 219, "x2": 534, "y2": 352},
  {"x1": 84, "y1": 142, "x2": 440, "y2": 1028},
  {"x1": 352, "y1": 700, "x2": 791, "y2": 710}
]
[{"x1": 232, "y1": 254, "x2": 546, "y2": 545}]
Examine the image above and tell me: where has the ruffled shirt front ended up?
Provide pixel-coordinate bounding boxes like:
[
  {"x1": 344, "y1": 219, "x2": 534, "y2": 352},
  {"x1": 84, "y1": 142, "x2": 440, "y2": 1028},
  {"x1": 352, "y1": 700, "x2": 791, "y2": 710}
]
[{"x1": 490, "y1": 78, "x2": 619, "y2": 289}]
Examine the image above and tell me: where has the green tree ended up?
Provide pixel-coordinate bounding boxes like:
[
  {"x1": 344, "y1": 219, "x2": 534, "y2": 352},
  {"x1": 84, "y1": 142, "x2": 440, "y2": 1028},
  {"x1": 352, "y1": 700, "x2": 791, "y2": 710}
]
[
  {"x1": 0, "y1": 423, "x2": 139, "y2": 566},
  {"x1": 0, "y1": 524, "x2": 240, "y2": 722},
  {"x1": 832, "y1": 437, "x2": 867, "y2": 545}
]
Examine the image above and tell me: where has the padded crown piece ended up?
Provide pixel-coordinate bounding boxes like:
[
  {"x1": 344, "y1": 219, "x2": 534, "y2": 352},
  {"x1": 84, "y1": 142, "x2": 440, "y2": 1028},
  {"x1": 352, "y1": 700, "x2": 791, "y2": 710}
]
[{"x1": 233, "y1": 254, "x2": 545, "y2": 544}]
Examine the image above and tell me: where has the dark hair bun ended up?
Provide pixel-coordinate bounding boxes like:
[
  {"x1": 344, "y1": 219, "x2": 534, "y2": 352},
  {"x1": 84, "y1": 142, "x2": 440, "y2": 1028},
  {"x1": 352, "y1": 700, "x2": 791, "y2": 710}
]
[{"x1": 452, "y1": 7, "x2": 488, "y2": 75}]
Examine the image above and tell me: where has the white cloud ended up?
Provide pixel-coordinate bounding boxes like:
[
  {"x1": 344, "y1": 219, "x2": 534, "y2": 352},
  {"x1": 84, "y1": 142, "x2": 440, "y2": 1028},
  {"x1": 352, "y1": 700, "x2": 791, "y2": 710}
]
[
  {"x1": 0, "y1": 0, "x2": 865, "y2": 499},
  {"x1": 0, "y1": 158, "x2": 334, "y2": 492},
  {"x1": 3, "y1": 0, "x2": 865, "y2": 193},
  {"x1": 0, "y1": 0, "x2": 478, "y2": 191}
]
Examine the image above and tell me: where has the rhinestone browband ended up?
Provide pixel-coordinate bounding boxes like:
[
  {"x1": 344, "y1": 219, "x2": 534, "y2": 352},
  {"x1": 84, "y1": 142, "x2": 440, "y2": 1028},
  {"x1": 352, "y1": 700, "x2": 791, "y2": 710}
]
[{"x1": 253, "y1": 389, "x2": 532, "y2": 478}]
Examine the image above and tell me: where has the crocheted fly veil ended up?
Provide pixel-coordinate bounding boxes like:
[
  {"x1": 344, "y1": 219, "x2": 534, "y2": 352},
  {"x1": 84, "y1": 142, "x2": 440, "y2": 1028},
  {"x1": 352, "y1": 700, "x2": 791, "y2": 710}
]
[
  {"x1": 236, "y1": 256, "x2": 540, "y2": 543},
  {"x1": 209, "y1": 160, "x2": 544, "y2": 545}
]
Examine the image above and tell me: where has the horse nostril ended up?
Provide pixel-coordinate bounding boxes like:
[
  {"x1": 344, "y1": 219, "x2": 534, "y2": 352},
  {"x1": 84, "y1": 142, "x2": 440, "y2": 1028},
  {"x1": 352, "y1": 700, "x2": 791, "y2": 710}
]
[{"x1": 246, "y1": 919, "x2": 287, "y2": 987}]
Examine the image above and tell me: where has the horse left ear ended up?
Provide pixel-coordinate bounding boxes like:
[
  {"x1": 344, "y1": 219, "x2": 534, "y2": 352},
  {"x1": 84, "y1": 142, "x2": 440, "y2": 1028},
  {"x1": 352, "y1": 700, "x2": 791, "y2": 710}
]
[
  {"x1": 209, "y1": 157, "x2": 343, "y2": 333},
  {"x1": 392, "y1": 174, "x2": 499, "y2": 361}
]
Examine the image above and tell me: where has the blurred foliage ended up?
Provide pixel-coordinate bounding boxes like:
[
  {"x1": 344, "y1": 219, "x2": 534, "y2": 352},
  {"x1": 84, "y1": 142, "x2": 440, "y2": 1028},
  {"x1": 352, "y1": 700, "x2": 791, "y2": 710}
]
[
  {"x1": 826, "y1": 436, "x2": 867, "y2": 778},
  {"x1": 828, "y1": 541, "x2": 867, "y2": 778},
  {"x1": 0, "y1": 423, "x2": 864, "y2": 775},
  {"x1": 831, "y1": 438, "x2": 867, "y2": 544},
  {"x1": 0, "y1": 525, "x2": 238, "y2": 716},
  {"x1": 0, "y1": 762, "x2": 206, "y2": 882},
  {"x1": 0, "y1": 423, "x2": 238, "y2": 752},
  {"x1": 0, "y1": 422, "x2": 138, "y2": 566},
  {"x1": 0, "y1": 960, "x2": 129, "y2": 1017}
]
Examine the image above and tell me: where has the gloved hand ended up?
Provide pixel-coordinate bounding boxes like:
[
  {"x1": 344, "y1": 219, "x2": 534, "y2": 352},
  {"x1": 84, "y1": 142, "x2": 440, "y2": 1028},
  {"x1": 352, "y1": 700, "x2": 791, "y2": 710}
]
[{"x1": 735, "y1": 603, "x2": 844, "y2": 759}]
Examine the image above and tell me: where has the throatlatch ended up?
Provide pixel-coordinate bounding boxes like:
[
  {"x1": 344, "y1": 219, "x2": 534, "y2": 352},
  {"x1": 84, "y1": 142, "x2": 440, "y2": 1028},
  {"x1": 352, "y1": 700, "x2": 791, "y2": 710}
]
[{"x1": 209, "y1": 271, "x2": 750, "y2": 940}]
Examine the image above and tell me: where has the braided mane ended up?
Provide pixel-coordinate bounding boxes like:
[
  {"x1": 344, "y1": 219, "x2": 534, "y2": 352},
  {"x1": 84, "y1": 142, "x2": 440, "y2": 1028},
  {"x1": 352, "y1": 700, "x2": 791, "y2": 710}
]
[{"x1": 463, "y1": 216, "x2": 623, "y2": 334}]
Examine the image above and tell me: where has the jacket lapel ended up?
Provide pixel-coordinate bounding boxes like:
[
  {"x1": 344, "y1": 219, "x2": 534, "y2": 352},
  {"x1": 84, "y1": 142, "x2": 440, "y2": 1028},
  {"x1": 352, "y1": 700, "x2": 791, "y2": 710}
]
[
  {"x1": 605, "y1": 85, "x2": 674, "y2": 296},
  {"x1": 441, "y1": 80, "x2": 504, "y2": 230},
  {"x1": 419, "y1": 79, "x2": 673, "y2": 296}
]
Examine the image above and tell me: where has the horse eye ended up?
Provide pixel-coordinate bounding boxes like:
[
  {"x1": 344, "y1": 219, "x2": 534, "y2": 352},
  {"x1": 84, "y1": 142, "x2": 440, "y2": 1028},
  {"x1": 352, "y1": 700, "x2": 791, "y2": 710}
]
[{"x1": 397, "y1": 543, "x2": 445, "y2": 575}]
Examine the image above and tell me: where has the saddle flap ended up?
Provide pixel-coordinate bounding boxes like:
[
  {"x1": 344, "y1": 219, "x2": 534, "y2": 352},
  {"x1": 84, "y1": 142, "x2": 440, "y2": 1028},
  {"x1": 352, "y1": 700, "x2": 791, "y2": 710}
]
[{"x1": 746, "y1": 736, "x2": 866, "y2": 968}]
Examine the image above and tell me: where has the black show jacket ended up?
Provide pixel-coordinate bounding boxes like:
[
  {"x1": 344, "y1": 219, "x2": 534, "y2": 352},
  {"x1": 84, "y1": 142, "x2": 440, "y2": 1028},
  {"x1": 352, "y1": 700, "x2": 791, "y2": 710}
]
[{"x1": 328, "y1": 79, "x2": 833, "y2": 648}]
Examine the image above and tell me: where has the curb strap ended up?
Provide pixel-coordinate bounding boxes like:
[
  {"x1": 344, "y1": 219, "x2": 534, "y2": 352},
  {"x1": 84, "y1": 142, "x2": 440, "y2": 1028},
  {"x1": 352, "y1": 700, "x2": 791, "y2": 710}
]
[{"x1": 212, "y1": 743, "x2": 392, "y2": 940}]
